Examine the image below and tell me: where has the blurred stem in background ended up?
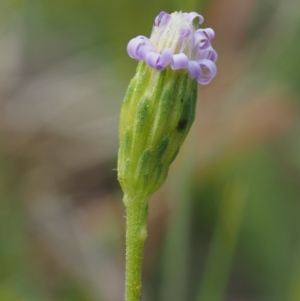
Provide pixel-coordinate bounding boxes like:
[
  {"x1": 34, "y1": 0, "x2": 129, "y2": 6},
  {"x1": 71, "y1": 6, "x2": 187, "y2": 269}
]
[
  {"x1": 289, "y1": 257, "x2": 300, "y2": 301},
  {"x1": 0, "y1": 150, "x2": 93, "y2": 301},
  {"x1": 197, "y1": 181, "x2": 246, "y2": 301},
  {"x1": 0, "y1": 153, "x2": 38, "y2": 301},
  {"x1": 0, "y1": 285, "x2": 28, "y2": 301},
  {"x1": 158, "y1": 143, "x2": 195, "y2": 301},
  {"x1": 287, "y1": 168, "x2": 300, "y2": 301}
]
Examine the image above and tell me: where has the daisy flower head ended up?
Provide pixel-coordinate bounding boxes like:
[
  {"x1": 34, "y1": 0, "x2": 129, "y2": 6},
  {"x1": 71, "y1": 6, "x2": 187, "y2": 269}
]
[{"x1": 127, "y1": 11, "x2": 217, "y2": 85}]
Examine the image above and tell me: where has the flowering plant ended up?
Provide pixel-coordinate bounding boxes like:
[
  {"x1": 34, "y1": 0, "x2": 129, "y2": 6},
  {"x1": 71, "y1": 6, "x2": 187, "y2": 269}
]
[{"x1": 118, "y1": 11, "x2": 217, "y2": 301}]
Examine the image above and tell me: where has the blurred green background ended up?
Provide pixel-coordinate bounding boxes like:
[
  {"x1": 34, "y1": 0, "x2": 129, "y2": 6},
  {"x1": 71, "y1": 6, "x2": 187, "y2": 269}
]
[{"x1": 0, "y1": 0, "x2": 300, "y2": 300}]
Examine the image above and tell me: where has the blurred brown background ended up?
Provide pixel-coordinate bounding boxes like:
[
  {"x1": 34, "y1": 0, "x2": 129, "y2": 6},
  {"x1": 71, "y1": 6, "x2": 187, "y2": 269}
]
[{"x1": 0, "y1": 0, "x2": 300, "y2": 300}]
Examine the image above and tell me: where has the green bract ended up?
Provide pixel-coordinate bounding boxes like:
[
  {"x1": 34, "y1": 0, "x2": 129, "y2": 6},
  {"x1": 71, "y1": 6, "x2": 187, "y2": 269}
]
[{"x1": 118, "y1": 61, "x2": 197, "y2": 200}]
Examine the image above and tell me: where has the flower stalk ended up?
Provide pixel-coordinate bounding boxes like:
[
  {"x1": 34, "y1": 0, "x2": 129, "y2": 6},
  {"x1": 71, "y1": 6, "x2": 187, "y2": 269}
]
[{"x1": 124, "y1": 194, "x2": 148, "y2": 301}]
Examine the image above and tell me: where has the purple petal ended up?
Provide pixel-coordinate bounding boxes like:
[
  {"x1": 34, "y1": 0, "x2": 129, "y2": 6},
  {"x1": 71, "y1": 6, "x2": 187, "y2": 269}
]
[
  {"x1": 137, "y1": 45, "x2": 155, "y2": 60},
  {"x1": 210, "y1": 51, "x2": 218, "y2": 62},
  {"x1": 197, "y1": 59, "x2": 217, "y2": 84},
  {"x1": 127, "y1": 36, "x2": 150, "y2": 60},
  {"x1": 207, "y1": 48, "x2": 218, "y2": 62},
  {"x1": 187, "y1": 12, "x2": 204, "y2": 24},
  {"x1": 194, "y1": 28, "x2": 215, "y2": 50},
  {"x1": 203, "y1": 28, "x2": 215, "y2": 40},
  {"x1": 197, "y1": 77, "x2": 212, "y2": 85},
  {"x1": 171, "y1": 53, "x2": 189, "y2": 70},
  {"x1": 197, "y1": 46, "x2": 218, "y2": 62},
  {"x1": 194, "y1": 30, "x2": 211, "y2": 50},
  {"x1": 155, "y1": 11, "x2": 171, "y2": 26},
  {"x1": 200, "y1": 59, "x2": 217, "y2": 77},
  {"x1": 199, "y1": 40, "x2": 211, "y2": 51},
  {"x1": 188, "y1": 60, "x2": 201, "y2": 79},
  {"x1": 127, "y1": 38, "x2": 142, "y2": 60},
  {"x1": 156, "y1": 48, "x2": 173, "y2": 70},
  {"x1": 145, "y1": 52, "x2": 161, "y2": 69},
  {"x1": 180, "y1": 27, "x2": 191, "y2": 38}
]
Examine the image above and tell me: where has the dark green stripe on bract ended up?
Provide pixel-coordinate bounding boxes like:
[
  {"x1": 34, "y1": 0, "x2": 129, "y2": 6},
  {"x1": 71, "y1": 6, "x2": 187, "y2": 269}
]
[
  {"x1": 124, "y1": 129, "x2": 132, "y2": 156},
  {"x1": 155, "y1": 163, "x2": 163, "y2": 181},
  {"x1": 156, "y1": 136, "x2": 169, "y2": 160},
  {"x1": 160, "y1": 84, "x2": 176, "y2": 115},
  {"x1": 136, "y1": 97, "x2": 149, "y2": 132},
  {"x1": 157, "y1": 72, "x2": 181, "y2": 119},
  {"x1": 125, "y1": 159, "x2": 130, "y2": 174},
  {"x1": 174, "y1": 79, "x2": 198, "y2": 139},
  {"x1": 144, "y1": 173, "x2": 149, "y2": 186},
  {"x1": 179, "y1": 97, "x2": 193, "y2": 127},
  {"x1": 137, "y1": 149, "x2": 151, "y2": 173},
  {"x1": 177, "y1": 73, "x2": 189, "y2": 101},
  {"x1": 151, "y1": 68, "x2": 167, "y2": 101}
]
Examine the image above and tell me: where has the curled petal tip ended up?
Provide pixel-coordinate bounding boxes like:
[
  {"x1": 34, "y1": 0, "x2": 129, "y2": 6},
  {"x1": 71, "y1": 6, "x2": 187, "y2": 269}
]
[
  {"x1": 127, "y1": 36, "x2": 151, "y2": 60},
  {"x1": 197, "y1": 46, "x2": 218, "y2": 63},
  {"x1": 204, "y1": 28, "x2": 215, "y2": 40},
  {"x1": 197, "y1": 59, "x2": 217, "y2": 84},
  {"x1": 194, "y1": 29, "x2": 213, "y2": 50},
  {"x1": 155, "y1": 11, "x2": 171, "y2": 26},
  {"x1": 187, "y1": 12, "x2": 204, "y2": 24}
]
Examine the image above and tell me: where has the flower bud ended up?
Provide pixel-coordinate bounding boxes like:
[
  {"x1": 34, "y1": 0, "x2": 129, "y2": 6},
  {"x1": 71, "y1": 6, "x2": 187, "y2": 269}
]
[{"x1": 118, "y1": 11, "x2": 217, "y2": 200}]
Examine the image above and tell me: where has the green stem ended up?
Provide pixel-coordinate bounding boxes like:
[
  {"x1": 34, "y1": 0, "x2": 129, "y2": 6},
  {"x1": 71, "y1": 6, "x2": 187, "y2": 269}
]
[{"x1": 124, "y1": 194, "x2": 149, "y2": 301}]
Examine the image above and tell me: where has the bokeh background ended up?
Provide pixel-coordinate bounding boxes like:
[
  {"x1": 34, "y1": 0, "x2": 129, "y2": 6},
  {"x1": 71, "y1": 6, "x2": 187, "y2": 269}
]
[{"x1": 1, "y1": 0, "x2": 300, "y2": 300}]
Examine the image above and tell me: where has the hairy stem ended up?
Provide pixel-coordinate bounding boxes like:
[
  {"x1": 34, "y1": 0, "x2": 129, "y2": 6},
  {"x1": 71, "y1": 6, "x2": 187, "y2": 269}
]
[{"x1": 125, "y1": 194, "x2": 149, "y2": 301}]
